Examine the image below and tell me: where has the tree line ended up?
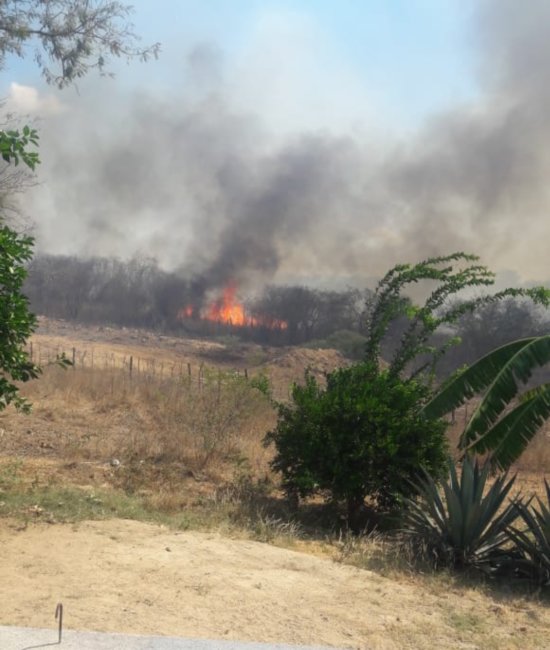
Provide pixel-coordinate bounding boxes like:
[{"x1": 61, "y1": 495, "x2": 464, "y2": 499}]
[
  {"x1": 24, "y1": 253, "x2": 366, "y2": 345},
  {"x1": 24, "y1": 253, "x2": 550, "y2": 371}
]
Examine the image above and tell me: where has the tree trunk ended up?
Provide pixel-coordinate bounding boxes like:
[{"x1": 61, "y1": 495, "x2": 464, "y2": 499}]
[{"x1": 346, "y1": 494, "x2": 365, "y2": 534}]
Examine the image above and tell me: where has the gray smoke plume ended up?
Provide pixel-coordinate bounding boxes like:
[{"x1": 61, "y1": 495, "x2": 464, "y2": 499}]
[{"x1": 19, "y1": 0, "x2": 550, "y2": 303}]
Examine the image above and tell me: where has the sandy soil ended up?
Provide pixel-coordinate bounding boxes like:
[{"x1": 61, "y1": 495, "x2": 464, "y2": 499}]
[{"x1": 0, "y1": 519, "x2": 549, "y2": 650}]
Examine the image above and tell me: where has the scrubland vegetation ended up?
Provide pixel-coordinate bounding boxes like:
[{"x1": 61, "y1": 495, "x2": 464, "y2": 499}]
[
  {"x1": 3, "y1": 255, "x2": 550, "y2": 599},
  {"x1": 1, "y1": 317, "x2": 550, "y2": 648}
]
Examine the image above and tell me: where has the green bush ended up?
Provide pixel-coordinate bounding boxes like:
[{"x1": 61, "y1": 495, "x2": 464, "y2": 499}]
[{"x1": 265, "y1": 363, "x2": 448, "y2": 528}]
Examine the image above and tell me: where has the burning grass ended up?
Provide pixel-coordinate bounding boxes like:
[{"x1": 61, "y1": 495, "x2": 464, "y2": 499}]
[{"x1": 178, "y1": 281, "x2": 288, "y2": 330}]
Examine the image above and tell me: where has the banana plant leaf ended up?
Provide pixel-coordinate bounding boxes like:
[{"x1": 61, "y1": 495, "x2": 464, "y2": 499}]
[
  {"x1": 422, "y1": 336, "x2": 550, "y2": 471},
  {"x1": 422, "y1": 338, "x2": 538, "y2": 419},
  {"x1": 464, "y1": 384, "x2": 550, "y2": 471},
  {"x1": 462, "y1": 336, "x2": 550, "y2": 447}
]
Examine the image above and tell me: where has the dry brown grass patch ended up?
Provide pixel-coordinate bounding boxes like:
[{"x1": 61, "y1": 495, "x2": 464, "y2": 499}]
[{"x1": 3, "y1": 362, "x2": 276, "y2": 483}]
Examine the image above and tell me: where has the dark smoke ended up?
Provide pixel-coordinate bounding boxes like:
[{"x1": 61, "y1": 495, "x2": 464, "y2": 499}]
[{"x1": 19, "y1": 0, "x2": 550, "y2": 303}]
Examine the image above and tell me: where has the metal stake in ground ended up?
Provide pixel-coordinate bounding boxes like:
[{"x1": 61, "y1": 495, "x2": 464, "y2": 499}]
[{"x1": 55, "y1": 602, "x2": 63, "y2": 643}]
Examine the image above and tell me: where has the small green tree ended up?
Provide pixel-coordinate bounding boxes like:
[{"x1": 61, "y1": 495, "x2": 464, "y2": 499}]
[
  {"x1": 265, "y1": 253, "x2": 550, "y2": 527},
  {"x1": 363, "y1": 253, "x2": 550, "y2": 379},
  {"x1": 0, "y1": 127, "x2": 41, "y2": 411},
  {"x1": 266, "y1": 364, "x2": 448, "y2": 529}
]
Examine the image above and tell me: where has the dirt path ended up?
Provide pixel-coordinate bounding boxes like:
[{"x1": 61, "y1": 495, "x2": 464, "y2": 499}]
[{"x1": 0, "y1": 519, "x2": 548, "y2": 650}]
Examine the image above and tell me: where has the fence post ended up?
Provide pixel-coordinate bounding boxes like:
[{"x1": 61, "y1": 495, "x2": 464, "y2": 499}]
[
  {"x1": 72, "y1": 347, "x2": 76, "y2": 369},
  {"x1": 129, "y1": 356, "x2": 133, "y2": 378}
]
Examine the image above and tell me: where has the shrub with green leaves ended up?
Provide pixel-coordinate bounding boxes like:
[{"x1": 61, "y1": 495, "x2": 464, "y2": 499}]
[
  {"x1": 0, "y1": 129, "x2": 42, "y2": 413},
  {"x1": 266, "y1": 253, "x2": 550, "y2": 531},
  {"x1": 402, "y1": 456, "x2": 519, "y2": 570},
  {"x1": 265, "y1": 363, "x2": 448, "y2": 527}
]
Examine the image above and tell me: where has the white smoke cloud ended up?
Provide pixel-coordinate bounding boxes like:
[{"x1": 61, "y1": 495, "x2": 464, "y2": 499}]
[
  {"x1": 8, "y1": 83, "x2": 66, "y2": 116},
  {"x1": 15, "y1": 0, "x2": 550, "y2": 291}
]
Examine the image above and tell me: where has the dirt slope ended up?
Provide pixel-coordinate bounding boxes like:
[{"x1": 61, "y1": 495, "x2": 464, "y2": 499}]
[{"x1": 0, "y1": 518, "x2": 548, "y2": 650}]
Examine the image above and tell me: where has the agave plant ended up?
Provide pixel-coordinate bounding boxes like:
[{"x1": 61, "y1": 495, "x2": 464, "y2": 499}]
[
  {"x1": 507, "y1": 480, "x2": 550, "y2": 587},
  {"x1": 402, "y1": 456, "x2": 519, "y2": 570},
  {"x1": 422, "y1": 336, "x2": 550, "y2": 471}
]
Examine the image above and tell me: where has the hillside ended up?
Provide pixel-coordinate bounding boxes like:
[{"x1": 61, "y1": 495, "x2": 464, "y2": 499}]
[{"x1": 0, "y1": 318, "x2": 549, "y2": 649}]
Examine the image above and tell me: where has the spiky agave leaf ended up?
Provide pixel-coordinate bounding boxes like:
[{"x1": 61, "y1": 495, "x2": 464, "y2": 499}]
[
  {"x1": 465, "y1": 385, "x2": 550, "y2": 471},
  {"x1": 402, "y1": 457, "x2": 519, "y2": 569},
  {"x1": 507, "y1": 480, "x2": 550, "y2": 586}
]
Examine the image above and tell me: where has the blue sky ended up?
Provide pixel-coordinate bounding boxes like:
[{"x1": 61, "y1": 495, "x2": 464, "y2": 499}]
[
  {"x1": 133, "y1": 0, "x2": 478, "y2": 126},
  {"x1": 0, "y1": 1, "x2": 478, "y2": 133}
]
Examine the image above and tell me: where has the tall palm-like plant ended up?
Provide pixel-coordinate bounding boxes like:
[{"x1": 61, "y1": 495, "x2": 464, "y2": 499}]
[{"x1": 422, "y1": 336, "x2": 550, "y2": 471}]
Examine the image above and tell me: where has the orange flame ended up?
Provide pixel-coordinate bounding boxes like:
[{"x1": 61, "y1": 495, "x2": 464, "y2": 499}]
[
  {"x1": 178, "y1": 282, "x2": 287, "y2": 330},
  {"x1": 206, "y1": 282, "x2": 247, "y2": 326},
  {"x1": 178, "y1": 305, "x2": 194, "y2": 320}
]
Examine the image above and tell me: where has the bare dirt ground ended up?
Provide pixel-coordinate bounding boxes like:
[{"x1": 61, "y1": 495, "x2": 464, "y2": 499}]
[{"x1": 1, "y1": 517, "x2": 549, "y2": 650}]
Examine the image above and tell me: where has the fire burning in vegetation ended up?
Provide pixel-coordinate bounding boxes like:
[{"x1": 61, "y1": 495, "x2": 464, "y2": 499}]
[{"x1": 178, "y1": 282, "x2": 287, "y2": 330}]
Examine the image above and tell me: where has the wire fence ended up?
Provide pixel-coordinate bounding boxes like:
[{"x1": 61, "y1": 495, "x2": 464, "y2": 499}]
[{"x1": 26, "y1": 340, "x2": 292, "y2": 401}]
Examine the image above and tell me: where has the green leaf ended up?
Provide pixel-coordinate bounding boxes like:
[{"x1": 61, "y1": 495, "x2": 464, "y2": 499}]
[
  {"x1": 422, "y1": 338, "x2": 538, "y2": 419},
  {"x1": 466, "y1": 386, "x2": 550, "y2": 471},
  {"x1": 462, "y1": 336, "x2": 550, "y2": 447}
]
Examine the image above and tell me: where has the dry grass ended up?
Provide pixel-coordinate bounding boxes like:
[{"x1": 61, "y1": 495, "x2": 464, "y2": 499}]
[{"x1": 5, "y1": 363, "x2": 276, "y2": 479}]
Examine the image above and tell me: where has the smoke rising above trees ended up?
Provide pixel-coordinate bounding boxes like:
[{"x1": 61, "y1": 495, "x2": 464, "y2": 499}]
[{"x1": 15, "y1": 0, "x2": 550, "y2": 296}]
